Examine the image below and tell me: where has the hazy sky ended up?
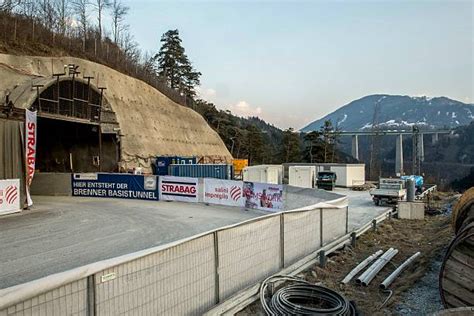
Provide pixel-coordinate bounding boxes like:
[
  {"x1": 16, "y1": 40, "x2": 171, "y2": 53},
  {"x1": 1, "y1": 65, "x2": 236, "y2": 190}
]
[{"x1": 124, "y1": 0, "x2": 473, "y2": 129}]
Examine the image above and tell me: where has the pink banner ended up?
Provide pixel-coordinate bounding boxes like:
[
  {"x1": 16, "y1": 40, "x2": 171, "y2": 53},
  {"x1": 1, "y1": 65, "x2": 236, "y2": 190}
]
[{"x1": 25, "y1": 109, "x2": 37, "y2": 206}]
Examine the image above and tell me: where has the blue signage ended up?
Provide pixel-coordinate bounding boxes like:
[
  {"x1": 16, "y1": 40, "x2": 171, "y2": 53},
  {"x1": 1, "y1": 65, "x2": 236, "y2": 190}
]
[{"x1": 72, "y1": 173, "x2": 159, "y2": 201}]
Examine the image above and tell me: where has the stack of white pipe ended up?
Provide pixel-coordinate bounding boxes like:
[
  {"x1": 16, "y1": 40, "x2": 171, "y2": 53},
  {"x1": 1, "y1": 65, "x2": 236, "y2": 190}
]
[
  {"x1": 341, "y1": 250, "x2": 383, "y2": 284},
  {"x1": 356, "y1": 248, "x2": 399, "y2": 286},
  {"x1": 380, "y1": 251, "x2": 421, "y2": 289}
]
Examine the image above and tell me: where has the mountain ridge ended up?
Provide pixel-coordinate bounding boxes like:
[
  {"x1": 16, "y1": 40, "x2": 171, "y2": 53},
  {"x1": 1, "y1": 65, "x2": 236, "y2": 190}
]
[{"x1": 301, "y1": 94, "x2": 474, "y2": 132}]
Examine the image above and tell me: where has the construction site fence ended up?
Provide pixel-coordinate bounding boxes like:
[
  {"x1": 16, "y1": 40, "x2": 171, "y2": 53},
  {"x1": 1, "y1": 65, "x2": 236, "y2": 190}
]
[{"x1": 0, "y1": 204, "x2": 348, "y2": 315}]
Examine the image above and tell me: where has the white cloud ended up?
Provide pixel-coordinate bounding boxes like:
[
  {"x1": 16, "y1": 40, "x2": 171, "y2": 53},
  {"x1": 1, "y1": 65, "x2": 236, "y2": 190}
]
[
  {"x1": 196, "y1": 87, "x2": 217, "y2": 102},
  {"x1": 228, "y1": 101, "x2": 263, "y2": 117}
]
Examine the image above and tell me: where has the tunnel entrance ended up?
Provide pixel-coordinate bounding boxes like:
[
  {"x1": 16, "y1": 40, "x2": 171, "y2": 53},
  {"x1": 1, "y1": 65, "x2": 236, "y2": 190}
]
[
  {"x1": 31, "y1": 70, "x2": 120, "y2": 173},
  {"x1": 36, "y1": 117, "x2": 118, "y2": 172}
]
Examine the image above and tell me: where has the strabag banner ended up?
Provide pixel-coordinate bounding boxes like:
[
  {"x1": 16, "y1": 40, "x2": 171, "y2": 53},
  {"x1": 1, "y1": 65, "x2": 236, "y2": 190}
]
[
  {"x1": 25, "y1": 109, "x2": 37, "y2": 206},
  {"x1": 203, "y1": 179, "x2": 244, "y2": 207},
  {"x1": 72, "y1": 173, "x2": 159, "y2": 201},
  {"x1": 243, "y1": 182, "x2": 284, "y2": 212},
  {"x1": 159, "y1": 176, "x2": 199, "y2": 202},
  {"x1": 0, "y1": 179, "x2": 21, "y2": 215}
]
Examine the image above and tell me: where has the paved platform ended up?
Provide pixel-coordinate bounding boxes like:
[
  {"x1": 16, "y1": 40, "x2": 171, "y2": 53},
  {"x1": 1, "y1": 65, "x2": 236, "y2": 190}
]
[
  {"x1": 0, "y1": 196, "x2": 264, "y2": 289},
  {"x1": 0, "y1": 189, "x2": 390, "y2": 289},
  {"x1": 335, "y1": 188, "x2": 392, "y2": 230}
]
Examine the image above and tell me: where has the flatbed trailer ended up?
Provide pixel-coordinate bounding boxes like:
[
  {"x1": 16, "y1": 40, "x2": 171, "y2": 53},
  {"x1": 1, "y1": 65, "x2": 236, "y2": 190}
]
[{"x1": 370, "y1": 178, "x2": 406, "y2": 206}]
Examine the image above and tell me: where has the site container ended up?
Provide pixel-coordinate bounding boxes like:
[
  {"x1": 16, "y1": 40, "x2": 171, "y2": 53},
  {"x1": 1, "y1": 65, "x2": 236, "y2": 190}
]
[
  {"x1": 152, "y1": 156, "x2": 196, "y2": 175},
  {"x1": 288, "y1": 166, "x2": 316, "y2": 188},
  {"x1": 283, "y1": 163, "x2": 365, "y2": 187},
  {"x1": 168, "y1": 164, "x2": 233, "y2": 179},
  {"x1": 243, "y1": 165, "x2": 282, "y2": 184}
]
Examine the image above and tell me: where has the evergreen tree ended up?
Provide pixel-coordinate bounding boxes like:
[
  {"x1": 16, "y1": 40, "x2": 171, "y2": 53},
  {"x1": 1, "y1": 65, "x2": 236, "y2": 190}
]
[
  {"x1": 303, "y1": 131, "x2": 323, "y2": 162},
  {"x1": 280, "y1": 128, "x2": 301, "y2": 162},
  {"x1": 155, "y1": 29, "x2": 201, "y2": 98},
  {"x1": 245, "y1": 125, "x2": 265, "y2": 164},
  {"x1": 321, "y1": 120, "x2": 335, "y2": 162}
]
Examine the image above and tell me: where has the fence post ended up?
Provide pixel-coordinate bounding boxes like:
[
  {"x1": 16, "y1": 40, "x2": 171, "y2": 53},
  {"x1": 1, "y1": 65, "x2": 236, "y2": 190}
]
[
  {"x1": 319, "y1": 250, "x2": 326, "y2": 268},
  {"x1": 345, "y1": 206, "x2": 349, "y2": 234},
  {"x1": 319, "y1": 208, "x2": 323, "y2": 247},
  {"x1": 350, "y1": 232, "x2": 357, "y2": 248},
  {"x1": 280, "y1": 213, "x2": 285, "y2": 268},
  {"x1": 213, "y1": 231, "x2": 220, "y2": 304},
  {"x1": 87, "y1": 275, "x2": 96, "y2": 316}
]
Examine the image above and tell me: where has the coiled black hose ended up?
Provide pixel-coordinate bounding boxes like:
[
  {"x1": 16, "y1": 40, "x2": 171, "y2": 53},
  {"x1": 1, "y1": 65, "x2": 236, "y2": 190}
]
[{"x1": 260, "y1": 276, "x2": 357, "y2": 315}]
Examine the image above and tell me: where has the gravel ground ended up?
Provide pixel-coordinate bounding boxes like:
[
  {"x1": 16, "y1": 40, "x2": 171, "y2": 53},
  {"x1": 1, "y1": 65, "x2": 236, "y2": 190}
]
[
  {"x1": 238, "y1": 215, "x2": 453, "y2": 315},
  {"x1": 394, "y1": 249, "x2": 446, "y2": 315}
]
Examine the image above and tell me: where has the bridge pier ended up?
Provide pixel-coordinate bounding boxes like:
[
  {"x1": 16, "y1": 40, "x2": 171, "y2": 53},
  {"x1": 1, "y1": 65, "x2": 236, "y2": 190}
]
[
  {"x1": 432, "y1": 132, "x2": 439, "y2": 145},
  {"x1": 418, "y1": 133, "x2": 424, "y2": 162},
  {"x1": 351, "y1": 135, "x2": 359, "y2": 160},
  {"x1": 395, "y1": 134, "x2": 404, "y2": 176}
]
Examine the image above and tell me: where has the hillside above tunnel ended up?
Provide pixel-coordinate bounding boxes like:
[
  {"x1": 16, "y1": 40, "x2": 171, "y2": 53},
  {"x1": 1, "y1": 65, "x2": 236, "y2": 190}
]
[{"x1": 0, "y1": 53, "x2": 232, "y2": 172}]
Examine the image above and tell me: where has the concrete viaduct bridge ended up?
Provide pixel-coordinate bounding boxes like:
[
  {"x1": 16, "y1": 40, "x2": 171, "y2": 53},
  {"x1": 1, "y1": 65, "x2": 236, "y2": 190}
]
[{"x1": 333, "y1": 129, "x2": 453, "y2": 175}]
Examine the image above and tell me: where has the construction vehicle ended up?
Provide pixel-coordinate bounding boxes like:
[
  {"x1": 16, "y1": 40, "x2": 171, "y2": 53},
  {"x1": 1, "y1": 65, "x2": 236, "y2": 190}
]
[
  {"x1": 316, "y1": 171, "x2": 337, "y2": 191},
  {"x1": 369, "y1": 178, "x2": 406, "y2": 205}
]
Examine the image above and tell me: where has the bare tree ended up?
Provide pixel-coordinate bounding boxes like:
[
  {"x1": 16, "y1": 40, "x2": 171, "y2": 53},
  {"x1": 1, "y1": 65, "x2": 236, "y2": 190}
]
[
  {"x1": 0, "y1": 0, "x2": 21, "y2": 13},
  {"x1": 72, "y1": 0, "x2": 88, "y2": 51},
  {"x1": 18, "y1": 0, "x2": 37, "y2": 18},
  {"x1": 38, "y1": 0, "x2": 56, "y2": 32},
  {"x1": 93, "y1": 0, "x2": 110, "y2": 40},
  {"x1": 55, "y1": 0, "x2": 70, "y2": 35},
  {"x1": 111, "y1": 0, "x2": 128, "y2": 44}
]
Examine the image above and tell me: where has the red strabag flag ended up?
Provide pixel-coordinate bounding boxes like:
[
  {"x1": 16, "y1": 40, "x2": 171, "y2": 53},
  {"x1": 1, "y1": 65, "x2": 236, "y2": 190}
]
[{"x1": 25, "y1": 109, "x2": 37, "y2": 206}]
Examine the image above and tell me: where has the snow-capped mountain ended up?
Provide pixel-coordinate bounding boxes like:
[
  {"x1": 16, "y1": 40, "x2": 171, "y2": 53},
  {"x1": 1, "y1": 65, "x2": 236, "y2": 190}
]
[{"x1": 300, "y1": 94, "x2": 474, "y2": 132}]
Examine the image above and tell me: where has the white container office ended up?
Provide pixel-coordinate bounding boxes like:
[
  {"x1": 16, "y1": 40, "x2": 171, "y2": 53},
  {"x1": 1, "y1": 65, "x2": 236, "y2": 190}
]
[
  {"x1": 283, "y1": 163, "x2": 365, "y2": 187},
  {"x1": 243, "y1": 165, "x2": 282, "y2": 184},
  {"x1": 288, "y1": 166, "x2": 316, "y2": 188},
  {"x1": 315, "y1": 164, "x2": 365, "y2": 187}
]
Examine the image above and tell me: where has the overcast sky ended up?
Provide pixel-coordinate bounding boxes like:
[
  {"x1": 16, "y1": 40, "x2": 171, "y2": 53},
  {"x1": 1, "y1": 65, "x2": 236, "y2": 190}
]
[{"x1": 124, "y1": 0, "x2": 473, "y2": 129}]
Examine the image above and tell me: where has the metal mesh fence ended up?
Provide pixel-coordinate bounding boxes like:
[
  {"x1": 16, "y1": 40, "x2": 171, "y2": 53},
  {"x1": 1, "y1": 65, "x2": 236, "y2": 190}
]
[
  {"x1": 94, "y1": 234, "x2": 216, "y2": 316},
  {"x1": 0, "y1": 205, "x2": 350, "y2": 315},
  {"x1": 0, "y1": 279, "x2": 87, "y2": 316},
  {"x1": 322, "y1": 207, "x2": 348, "y2": 245},
  {"x1": 283, "y1": 209, "x2": 321, "y2": 267},
  {"x1": 217, "y1": 216, "x2": 281, "y2": 300}
]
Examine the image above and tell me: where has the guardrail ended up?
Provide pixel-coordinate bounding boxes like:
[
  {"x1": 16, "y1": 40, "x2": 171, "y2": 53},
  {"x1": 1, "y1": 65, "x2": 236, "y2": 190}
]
[
  {"x1": 0, "y1": 202, "x2": 349, "y2": 315},
  {"x1": 416, "y1": 184, "x2": 437, "y2": 200}
]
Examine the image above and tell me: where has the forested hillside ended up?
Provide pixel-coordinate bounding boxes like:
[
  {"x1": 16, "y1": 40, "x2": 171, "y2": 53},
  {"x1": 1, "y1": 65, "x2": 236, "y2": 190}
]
[{"x1": 0, "y1": 2, "x2": 348, "y2": 165}]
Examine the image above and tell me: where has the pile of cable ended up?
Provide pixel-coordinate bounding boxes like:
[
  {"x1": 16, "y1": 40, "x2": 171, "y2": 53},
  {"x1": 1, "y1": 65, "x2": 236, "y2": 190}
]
[{"x1": 260, "y1": 275, "x2": 357, "y2": 315}]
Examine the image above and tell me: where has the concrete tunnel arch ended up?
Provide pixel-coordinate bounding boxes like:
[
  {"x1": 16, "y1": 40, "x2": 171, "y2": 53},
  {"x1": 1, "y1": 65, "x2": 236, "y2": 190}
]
[{"x1": 11, "y1": 75, "x2": 121, "y2": 173}]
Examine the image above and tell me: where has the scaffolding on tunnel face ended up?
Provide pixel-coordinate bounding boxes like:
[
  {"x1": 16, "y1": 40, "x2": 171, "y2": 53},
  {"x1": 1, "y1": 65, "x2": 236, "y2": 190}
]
[
  {"x1": 32, "y1": 65, "x2": 105, "y2": 124},
  {"x1": 30, "y1": 65, "x2": 110, "y2": 172}
]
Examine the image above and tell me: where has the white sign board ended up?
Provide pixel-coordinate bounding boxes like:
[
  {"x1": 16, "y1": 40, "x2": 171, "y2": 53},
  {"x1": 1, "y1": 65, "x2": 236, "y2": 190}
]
[
  {"x1": 243, "y1": 182, "x2": 284, "y2": 212},
  {"x1": 25, "y1": 109, "x2": 37, "y2": 206},
  {"x1": 159, "y1": 176, "x2": 199, "y2": 202},
  {"x1": 203, "y1": 179, "x2": 244, "y2": 207},
  {"x1": 0, "y1": 179, "x2": 21, "y2": 215}
]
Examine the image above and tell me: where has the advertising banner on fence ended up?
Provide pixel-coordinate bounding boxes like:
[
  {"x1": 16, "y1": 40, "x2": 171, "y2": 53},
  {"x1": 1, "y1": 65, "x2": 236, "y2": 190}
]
[
  {"x1": 243, "y1": 182, "x2": 284, "y2": 212},
  {"x1": 72, "y1": 173, "x2": 159, "y2": 201},
  {"x1": 0, "y1": 179, "x2": 21, "y2": 215},
  {"x1": 203, "y1": 179, "x2": 244, "y2": 207},
  {"x1": 25, "y1": 109, "x2": 37, "y2": 206},
  {"x1": 160, "y1": 176, "x2": 199, "y2": 202}
]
